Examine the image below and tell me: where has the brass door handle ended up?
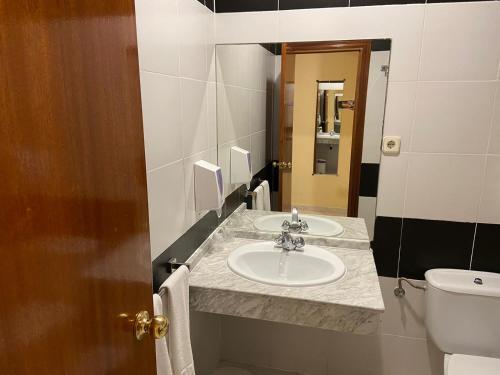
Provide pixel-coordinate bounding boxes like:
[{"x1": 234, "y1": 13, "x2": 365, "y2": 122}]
[
  {"x1": 272, "y1": 161, "x2": 292, "y2": 170},
  {"x1": 134, "y1": 311, "x2": 169, "y2": 341}
]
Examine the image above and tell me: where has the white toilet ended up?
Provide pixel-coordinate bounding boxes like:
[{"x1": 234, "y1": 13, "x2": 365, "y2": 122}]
[{"x1": 425, "y1": 269, "x2": 500, "y2": 375}]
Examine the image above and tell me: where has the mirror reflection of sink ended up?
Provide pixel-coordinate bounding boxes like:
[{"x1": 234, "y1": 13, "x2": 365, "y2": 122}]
[
  {"x1": 227, "y1": 242, "x2": 346, "y2": 287},
  {"x1": 254, "y1": 214, "x2": 344, "y2": 237},
  {"x1": 316, "y1": 132, "x2": 340, "y2": 144}
]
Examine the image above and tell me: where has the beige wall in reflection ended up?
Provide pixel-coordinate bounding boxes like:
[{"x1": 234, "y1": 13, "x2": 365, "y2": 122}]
[{"x1": 291, "y1": 51, "x2": 359, "y2": 213}]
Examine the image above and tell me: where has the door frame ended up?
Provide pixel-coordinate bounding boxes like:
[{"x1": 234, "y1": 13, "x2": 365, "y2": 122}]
[{"x1": 278, "y1": 40, "x2": 371, "y2": 216}]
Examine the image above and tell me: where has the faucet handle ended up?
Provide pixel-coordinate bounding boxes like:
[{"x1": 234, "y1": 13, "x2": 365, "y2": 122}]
[
  {"x1": 275, "y1": 231, "x2": 289, "y2": 245},
  {"x1": 292, "y1": 236, "x2": 305, "y2": 250},
  {"x1": 300, "y1": 220, "x2": 309, "y2": 232},
  {"x1": 281, "y1": 220, "x2": 291, "y2": 231}
]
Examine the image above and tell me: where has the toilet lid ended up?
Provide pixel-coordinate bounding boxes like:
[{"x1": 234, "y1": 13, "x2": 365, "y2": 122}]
[{"x1": 447, "y1": 354, "x2": 500, "y2": 375}]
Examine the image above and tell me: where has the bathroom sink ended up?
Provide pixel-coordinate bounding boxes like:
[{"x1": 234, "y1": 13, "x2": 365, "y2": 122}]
[
  {"x1": 316, "y1": 132, "x2": 340, "y2": 144},
  {"x1": 227, "y1": 242, "x2": 346, "y2": 287},
  {"x1": 254, "y1": 214, "x2": 344, "y2": 237}
]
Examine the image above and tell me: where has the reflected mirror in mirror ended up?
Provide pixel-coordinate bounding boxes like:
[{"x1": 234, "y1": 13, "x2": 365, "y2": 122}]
[
  {"x1": 215, "y1": 40, "x2": 391, "y2": 239},
  {"x1": 315, "y1": 79, "x2": 346, "y2": 175}
]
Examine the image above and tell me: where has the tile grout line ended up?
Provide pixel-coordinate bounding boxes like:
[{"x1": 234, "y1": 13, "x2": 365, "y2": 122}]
[
  {"x1": 468, "y1": 82, "x2": 500, "y2": 269},
  {"x1": 469, "y1": 222, "x2": 478, "y2": 270},
  {"x1": 395, "y1": 158, "x2": 411, "y2": 277},
  {"x1": 396, "y1": 4, "x2": 427, "y2": 277}
]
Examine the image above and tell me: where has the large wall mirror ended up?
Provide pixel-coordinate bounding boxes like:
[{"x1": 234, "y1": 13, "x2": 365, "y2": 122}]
[{"x1": 216, "y1": 40, "x2": 391, "y2": 239}]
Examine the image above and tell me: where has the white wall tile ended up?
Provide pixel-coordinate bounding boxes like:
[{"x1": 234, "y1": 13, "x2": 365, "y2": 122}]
[
  {"x1": 181, "y1": 78, "x2": 209, "y2": 157},
  {"x1": 419, "y1": 2, "x2": 500, "y2": 81},
  {"x1": 411, "y1": 82, "x2": 496, "y2": 154},
  {"x1": 206, "y1": 82, "x2": 218, "y2": 149},
  {"x1": 190, "y1": 312, "x2": 221, "y2": 375},
  {"x1": 218, "y1": 137, "x2": 251, "y2": 198},
  {"x1": 137, "y1": 0, "x2": 216, "y2": 260},
  {"x1": 404, "y1": 153, "x2": 484, "y2": 222},
  {"x1": 326, "y1": 331, "x2": 443, "y2": 375},
  {"x1": 178, "y1": 0, "x2": 209, "y2": 80},
  {"x1": 135, "y1": 0, "x2": 179, "y2": 76},
  {"x1": 206, "y1": 11, "x2": 216, "y2": 83},
  {"x1": 376, "y1": 153, "x2": 408, "y2": 218},
  {"x1": 488, "y1": 84, "x2": 500, "y2": 155},
  {"x1": 249, "y1": 90, "x2": 267, "y2": 134},
  {"x1": 378, "y1": 276, "x2": 426, "y2": 339},
  {"x1": 220, "y1": 303, "x2": 441, "y2": 375},
  {"x1": 383, "y1": 82, "x2": 417, "y2": 153},
  {"x1": 358, "y1": 196, "x2": 377, "y2": 240},
  {"x1": 376, "y1": 334, "x2": 442, "y2": 375},
  {"x1": 478, "y1": 155, "x2": 500, "y2": 224},
  {"x1": 276, "y1": 5, "x2": 425, "y2": 81},
  {"x1": 362, "y1": 51, "x2": 390, "y2": 164},
  {"x1": 215, "y1": 11, "x2": 279, "y2": 44},
  {"x1": 251, "y1": 130, "x2": 266, "y2": 173},
  {"x1": 140, "y1": 72, "x2": 182, "y2": 171},
  {"x1": 183, "y1": 149, "x2": 211, "y2": 227},
  {"x1": 215, "y1": 44, "x2": 243, "y2": 87},
  {"x1": 218, "y1": 85, "x2": 251, "y2": 144},
  {"x1": 147, "y1": 161, "x2": 186, "y2": 259}
]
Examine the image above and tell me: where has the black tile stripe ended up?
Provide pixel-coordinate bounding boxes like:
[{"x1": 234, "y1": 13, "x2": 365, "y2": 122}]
[
  {"x1": 426, "y1": 0, "x2": 487, "y2": 3},
  {"x1": 260, "y1": 43, "x2": 282, "y2": 56},
  {"x1": 196, "y1": 0, "x2": 215, "y2": 12},
  {"x1": 372, "y1": 216, "x2": 500, "y2": 280},
  {"x1": 350, "y1": 0, "x2": 424, "y2": 6},
  {"x1": 372, "y1": 216, "x2": 402, "y2": 277},
  {"x1": 471, "y1": 223, "x2": 500, "y2": 274},
  {"x1": 279, "y1": 0, "x2": 348, "y2": 10},
  {"x1": 398, "y1": 218, "x2": 475, "y2": 280},
  {"x1": 371, "y1": 39, "x2": 391, "y2": 52},
  {"x1": 359, "y1": 163, "x2": 379, "y2": 197},
  {"x1": 206, "y1": 0, "x2": 215, "y2": 11},
  {"x1": 215, "y1": 0, "x2": 278, "y2": 13},
  {"x1": 152, "y1": 165, "x2": 271, "y2": 291},
  {"x1": 152, "y1": 184, "x2": 247, "y2": 292},
  {"x1": 213, "y1": 0, "x2": 497, "y2": 13}
]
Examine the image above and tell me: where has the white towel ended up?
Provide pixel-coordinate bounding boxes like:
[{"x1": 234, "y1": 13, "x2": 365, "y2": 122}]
[
  {"x1": 254, "y1": 185, "x2": 264, "y2": 210},
  {"x1": 260, "y1": 180, "x2": 271, "y2": 211},
  {"x1": 160, "y1": 266, "x2": 195, "y2": 375},
  {"x1": 251, "y1": 189, "x2": 257, "y2": 209},
  {"x1": 154, "y1": 294, "x2": 173, "y2": 375}
]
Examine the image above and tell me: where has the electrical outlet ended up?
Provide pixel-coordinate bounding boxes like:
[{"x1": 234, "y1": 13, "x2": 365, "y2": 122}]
[{"x1": 382, "y1": 136, "x2": 401, "y2": 155}]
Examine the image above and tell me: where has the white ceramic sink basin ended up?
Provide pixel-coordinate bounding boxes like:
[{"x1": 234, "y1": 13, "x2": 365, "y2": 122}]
[
  {"x1": 254, "y1": 214, "x2": 344, "y2": 237},
  {"x1": 227, "y1": 242, "x2": 346, "y2": 287},
  {"x1": 316, "y1": 132, "x2": 340, "y2": 144}
]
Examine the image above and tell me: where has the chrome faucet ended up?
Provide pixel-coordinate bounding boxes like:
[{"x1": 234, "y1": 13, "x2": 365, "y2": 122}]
[
  {"x1": 281, "y1": 207, "x2": 309, "y2": 233},
  {"x1": 274, "y1": 231, "x2": 305, "y2": 252}
]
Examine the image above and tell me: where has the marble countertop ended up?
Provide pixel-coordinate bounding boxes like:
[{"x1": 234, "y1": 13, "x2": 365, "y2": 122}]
[
  {"x1": 221, "y1": 205, "x2": 371, "y2": 250},
  {"x1": 188, "y1": 232, "x2": 384, "y2": 334}
]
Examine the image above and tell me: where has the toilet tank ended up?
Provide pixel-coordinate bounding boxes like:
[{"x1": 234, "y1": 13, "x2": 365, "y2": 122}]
[{"x1": 425, "y1": 269, "x2": 500, "y2": 358}]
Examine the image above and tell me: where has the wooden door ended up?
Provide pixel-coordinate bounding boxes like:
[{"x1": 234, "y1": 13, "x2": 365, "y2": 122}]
[
  {"x1": 0, "y1": 1, "x2": 156, "y2": 374},
  {"x1": 278, "y1": 44, "x2": 295, "y2": 212},
  {"x1": 277, "y1": 41, "x2": 371, "y2": 216}
]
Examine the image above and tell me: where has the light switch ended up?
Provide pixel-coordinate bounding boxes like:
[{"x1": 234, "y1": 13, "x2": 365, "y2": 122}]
[{"x1": 382, "y1": 136, "x2": 401, "y2": 155}]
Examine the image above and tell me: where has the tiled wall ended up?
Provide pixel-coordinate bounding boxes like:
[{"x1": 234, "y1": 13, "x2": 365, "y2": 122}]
[
  {"x1": 218, "y1": 277, "x2": 440, "y2": 375},
  {"x1": 373, "y1": 2, "x2": 500, "y2": 279},
  {"x1": 215, "y1": 1, "x2": 500, "y2": 278},
  {"x1": 216, "y1": 44, "x2": 274, "y2": 198},
  {"x1": 212, "y1": 2, "x2": 500, "y2": 375},
  {"x1": 135, "y1": 0, "x2": 216, "y2": 260},
  {"x1": 358, "y1": 49, "x2": 390, "y2": 239}
]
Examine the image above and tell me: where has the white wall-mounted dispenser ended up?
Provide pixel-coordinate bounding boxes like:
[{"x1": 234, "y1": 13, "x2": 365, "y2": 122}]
[
  {"x1": 194, "y1": 160, "x2": 225, "y2": 218},
  {"x1": 230, "y1": 146, "x2": 252, "y2": 189}
]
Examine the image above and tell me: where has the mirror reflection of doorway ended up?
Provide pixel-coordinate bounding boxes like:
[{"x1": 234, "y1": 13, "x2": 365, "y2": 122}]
[{"x1": 278, "y1": 41, "x2": 372, "y2": 217}]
